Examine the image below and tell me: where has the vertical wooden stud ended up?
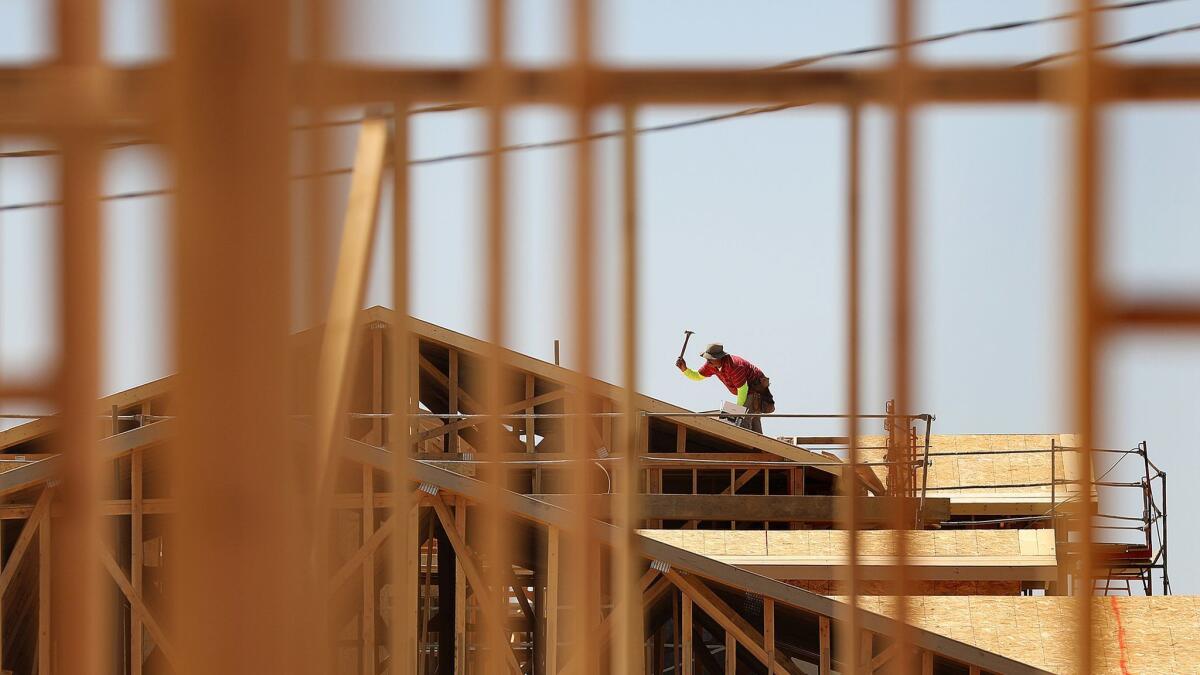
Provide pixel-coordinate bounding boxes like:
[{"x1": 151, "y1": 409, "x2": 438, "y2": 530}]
[
  {"x1": 39, "y1": 512, "x2": 51, "y2": 675},
  {"x1": 681, "y1": 594, "x2": 693, "y2": 675},
  {"x1": 764, "y1": 598, "x2": 775, "y2": 675},
  {"x1": 448, "y1": 351, "x2": 460, "y2": 454},
  {"x1": 131, "y1": 448, "x2": 144, "y2": 675},
  {"x1": 860, "y1": 631, "x2": 873, "y2": 667},
  {"x1": 171, "y1": 4, "x2": 300, "y2": 675},
  {"x1": 921, "y1": 650, "x2": 933, "y2": 675},
  {"x1": 818, "y1": 615, "x2": 830, "y2": 675},
  {"x1": 545, "y1": 526, "x2": 560, "y2": 675},
  {"x1": 454, "y1": 503, "x2": 469, "y2": 673},
  {"x1": 724, "y1": 631, "x2": 735, "y2": 674}
]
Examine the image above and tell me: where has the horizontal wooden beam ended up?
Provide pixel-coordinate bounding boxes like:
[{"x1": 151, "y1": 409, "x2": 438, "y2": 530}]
[
  {"x1": 527, "y1": 494, "x2": 949, "y2": 525},
  {"x1": 305, "y1": 64, "x2": 1200, "y2": 107},
  {"x1": 1104, "y1": 300, "x2": 1200, "y2": 330},
  {"x1": 7, "y1": 63, "x2": 1200, "y2": 131}
]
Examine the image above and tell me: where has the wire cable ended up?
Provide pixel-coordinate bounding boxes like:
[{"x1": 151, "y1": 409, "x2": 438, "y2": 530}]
[{"x1": 0, "y1": 0, "x2": 1192, "y2": 211}]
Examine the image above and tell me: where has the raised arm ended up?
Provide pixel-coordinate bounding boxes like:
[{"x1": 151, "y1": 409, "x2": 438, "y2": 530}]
[{"x1": 676, "y1": 358, "x2": 707, "y2": 381}]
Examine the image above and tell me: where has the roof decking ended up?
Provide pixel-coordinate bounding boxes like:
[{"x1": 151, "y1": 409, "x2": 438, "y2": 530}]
[
  {"x1": 858, "y1": 433, "x2": 1095, "y2": 515},
  {"x1": 846, "y1": 595, "x2": 1200, "y2": 675},
  {"x1": 642, "y1": 528, "x2": 1058, "y2": 581}
]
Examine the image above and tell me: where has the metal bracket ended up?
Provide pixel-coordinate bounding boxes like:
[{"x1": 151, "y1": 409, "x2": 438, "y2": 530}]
[
  {"x1": 650, "y1": 560, "x2": 671, "y2": 574},
  {"x1": 417, "y1": 482, "x2": 440, "y2": 496}
]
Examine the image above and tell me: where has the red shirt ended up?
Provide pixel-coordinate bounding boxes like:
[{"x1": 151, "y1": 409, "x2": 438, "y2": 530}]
[{"x1": 697, "y1": 355, "x2": 764, "y2": 396}]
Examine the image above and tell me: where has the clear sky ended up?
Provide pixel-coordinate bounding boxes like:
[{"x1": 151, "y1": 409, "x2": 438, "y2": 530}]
[{"x1": 0, "y1": 1, "x2": 1198, "y2": 592}]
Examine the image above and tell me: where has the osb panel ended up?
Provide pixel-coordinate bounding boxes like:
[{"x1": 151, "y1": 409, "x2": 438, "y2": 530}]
[
  {"x1": 856, "y1": 434, "x2": 1071, "y2": 497},
  {"x1": 832, "y1": 596, "x2": 1200, "y2": 675},
  {"x1": 786, "y1": 580, "x2": 1020, "y2": 596},
  {"x1": 643, "y1": 529, "x2": 1054, "y2": 560}
]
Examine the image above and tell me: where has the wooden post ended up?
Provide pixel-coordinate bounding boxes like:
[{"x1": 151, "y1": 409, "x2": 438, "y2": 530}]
[
  {"x1": 673, "y1": 591, "x2": 681, "y2": 673},
  {"x1": 405, "y1": 502, "x2": 421, "y2": 675},
  {"x1": 39, "y1": 511, "x2": 51, "y2": 675},
  {"x1": 436, "y1": 513, "x2": 456, "y2": 675},
  {"x1": 969, "y1": 665, "x2": 981, "y2": 675},
  {"x1": 131, "y1": 447, "x2": 144, "y2": 675},
  {"x1": 681, "y1": 594, "x2": 693, "y2": 675},
  {"x1": 921, "y1": 649, "x2": 934, "y2": 675},
  {"x1": 448, "y1": 351, "x2": 460, "y2": 454},
  {"x1": 725, "y1": 631, "x2": 736, "y2": 674},
  {"x1": 455, "y1": 503, "x2": 468, "y2": 673},
  {"x1": 860, "y1": 631, "x2": 873, "y2": 667},
  {"x1": 818, "y1": 616, "x2": 830, "y2": 675},
  {"x1": 545, "y1": 526, "x2": 560, "y2": 675},
  {"x1": 363, "y1": 328, "x2": 382, "y2": 675},
  {"x1": 764, "y1": 598, "x2": 775, "y2": 675}
]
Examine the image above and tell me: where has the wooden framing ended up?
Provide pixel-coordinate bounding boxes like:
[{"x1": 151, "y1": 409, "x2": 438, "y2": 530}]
[
  {"x1": 4, "y1": 3, "x2": 1184, "y2": 671},
  {"x1": 0, "y1": 320, "x2": 1060, "y2": 675},
  {"x1": 427, "y1": 497, "x2": 521, "y2": 674},
  {"x1": 666, "y1": 571, "x2": 800, "y2": 675}
]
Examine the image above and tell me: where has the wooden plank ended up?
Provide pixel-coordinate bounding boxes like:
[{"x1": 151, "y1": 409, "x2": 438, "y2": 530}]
[
  {"x1": 922, "y1": 650, "x2": 934, "y2": 675},
  {"x1": 131, "y1": 447, "x2": 144, "y2": 675},
  {"x1": 428, "y1": 497, "x2": 522, "y2": 674},
  {"x1": 313, "y1": 115, "x2": 390, "y2": 498},
  {"x1": 860, "y1": 631, "x2": 873, "y2": 669},
  {"x1": 765, "y1": 598, "x2": 775, "y2": 675},
  {"x1": 328, "y1": 493, "x2": 419, "y2": 595},
  {"x1": 865, "y1": 643, "x2": 897, "y2": 671},
  {"x1": 530, "y1": 494, "x2": 948, "y2": 524},
  {"x1": 545, "y1": 526, "x2": 559, "y2": 675},
  {"x1": 682, "y1": 594, "x2": 694, "y2": 675},
  {"x1": 667, "y1": 571, "x2": 801, "y2": 675},
  {"x1": 725, "y1": 631, "x2": 736, "y2": 674},
  {"x1": 100, "y1": 547, "x2": 179, "y2": 667},
  {"x1": 454, "y1": 502, "x2": 468, "y2": 673},
  {"x1": 819, "y1": 616, "x2": 831, "y2": 675},
  {"x1": 0, "y1": 487, "x2": 53, "y2": 595},
  {"x1": 448, "y1": 350, "x2": 460, "y2": 454},
  {"x1": 362, "y1": 467, "x2": 376, "y2": 675},
  {"x1": 330, "y1": 515, "x2": 395, "y2": 594},
  {"x1": 38, "y1": 507, "x2": 50, "y2": 675},
  {"x1": 525, "y1": 374, "x2": 536, "y2": 454}
]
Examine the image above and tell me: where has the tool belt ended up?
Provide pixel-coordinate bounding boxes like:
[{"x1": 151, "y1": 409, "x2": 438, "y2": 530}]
[{"x1": 747, "y1": 376, "x2": 776, "y2": 414}]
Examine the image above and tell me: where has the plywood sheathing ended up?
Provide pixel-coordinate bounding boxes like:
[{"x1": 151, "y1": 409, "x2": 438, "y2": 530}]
[
  {"x1": 857, "y1": 434, "x2": 1093, "y2": 513},
  {"x1": 638, "y1": 529, "x2": 1057, "y2": 584},
  {"x1": 786, "y1": 579, "x2": 1022, "y2": 596},
  {"x1": 835, "y1": 596, "x2": 1200, "y2": 675},
  {"x1": 640, "y1": 528, "x2": 1053, "y2": 559}
]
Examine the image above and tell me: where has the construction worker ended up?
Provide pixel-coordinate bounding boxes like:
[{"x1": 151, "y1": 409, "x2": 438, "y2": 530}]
[{"x1": 676, "y1": 343, "x2": 775, "y2": 433}]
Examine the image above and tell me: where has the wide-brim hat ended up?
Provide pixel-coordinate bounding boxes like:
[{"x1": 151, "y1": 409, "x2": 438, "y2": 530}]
[{"x1": 700, "y1": 343, "x2": 728, "y2": 360}]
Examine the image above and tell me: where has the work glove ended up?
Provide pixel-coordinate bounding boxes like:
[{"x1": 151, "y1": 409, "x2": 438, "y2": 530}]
[{"x1": 675, "y1": 357, "x2": 686, "y2": 371}]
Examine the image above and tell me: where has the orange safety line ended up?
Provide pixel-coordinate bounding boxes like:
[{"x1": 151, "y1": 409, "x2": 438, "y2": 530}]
[{"x1": 1109, "y1": 595, "x2": 1131, "y2": 675}]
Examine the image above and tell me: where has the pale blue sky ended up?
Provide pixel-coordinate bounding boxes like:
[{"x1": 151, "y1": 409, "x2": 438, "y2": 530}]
[{"x1": 0, "y1": 1, "x2": 1198, "y2": 592}]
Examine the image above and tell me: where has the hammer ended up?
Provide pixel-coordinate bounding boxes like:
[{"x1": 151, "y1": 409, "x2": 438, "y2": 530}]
[{"x1": 677, "y1": 330, "x2": 695, "y2": 360}]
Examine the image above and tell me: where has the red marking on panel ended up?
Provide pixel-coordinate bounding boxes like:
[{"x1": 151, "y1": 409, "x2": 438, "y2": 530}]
[{"x1": 1109, "y1": 595, "x2": 1131, "y2": 675}]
